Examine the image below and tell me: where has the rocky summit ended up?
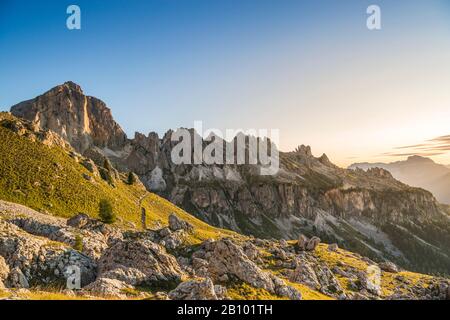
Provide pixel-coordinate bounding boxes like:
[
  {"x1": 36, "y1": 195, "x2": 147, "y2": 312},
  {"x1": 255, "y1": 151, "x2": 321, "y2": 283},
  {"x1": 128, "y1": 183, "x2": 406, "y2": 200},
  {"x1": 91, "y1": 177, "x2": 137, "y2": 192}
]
[
  {"x1": 11, "y1": 81, "x2": 127, "y2": 154},
  {"x1": 0, "y1": 82, "x2": 449, "y2": 300}
]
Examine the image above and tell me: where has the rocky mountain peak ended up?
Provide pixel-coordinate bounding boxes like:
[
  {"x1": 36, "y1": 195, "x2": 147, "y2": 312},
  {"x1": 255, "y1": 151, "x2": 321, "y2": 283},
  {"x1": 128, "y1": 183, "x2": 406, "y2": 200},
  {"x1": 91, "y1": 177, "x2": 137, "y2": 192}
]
[
  {"x1": 10, "y1": 81, "x2": 127, "y2": 154},
  {"x1": 366, "y1": 167, "x2": 394, "y2": 179},
  {"x1": 62, "y1": 81, "x2": 83, "y2": 93},
  {"x1": 318, "y1": 153, "x2": 333, "y2": 166},
  {"x1": 294, "y1": 145, "x2": 313, "y2": 157},
  {"x1": 406, "y1": 155, "x2": 435, "y2": 163}
]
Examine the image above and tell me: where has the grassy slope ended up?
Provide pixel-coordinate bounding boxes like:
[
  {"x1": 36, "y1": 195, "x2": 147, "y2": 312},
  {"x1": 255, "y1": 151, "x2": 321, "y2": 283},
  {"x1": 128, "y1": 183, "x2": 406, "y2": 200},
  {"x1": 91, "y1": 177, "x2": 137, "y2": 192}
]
[
  {"x1": 0, "y1": 117, "x2": 235, "y2": 243},
  {"x1": 313, "y1": 244, "x2": 434, "y2": 298}
]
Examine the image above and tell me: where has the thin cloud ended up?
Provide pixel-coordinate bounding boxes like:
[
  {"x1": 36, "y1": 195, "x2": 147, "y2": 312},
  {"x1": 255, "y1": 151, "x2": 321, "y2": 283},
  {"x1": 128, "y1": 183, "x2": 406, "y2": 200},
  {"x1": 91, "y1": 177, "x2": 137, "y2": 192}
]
[
  {"x1": 381, "y1": 134, "x2": 450, "y2": 158},
  {"x1": 394, "y1": 143, "x2": 429, "y2": 150},
  {"x1": 428, "y1": 135, "x2": 450, "y2": 142},
  {"x1": 382, "y1": 152, "x2": 445, "y2": 157}
]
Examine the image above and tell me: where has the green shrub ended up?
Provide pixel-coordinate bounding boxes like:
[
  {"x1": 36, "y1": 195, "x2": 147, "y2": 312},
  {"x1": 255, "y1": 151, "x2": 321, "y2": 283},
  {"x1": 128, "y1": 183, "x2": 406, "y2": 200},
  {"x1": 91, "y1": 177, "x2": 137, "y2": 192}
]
[
  {"x1": 99, "y1": 199, "x2": 116, "y2": 224},
  {"x1": 127, "y1": 172, "x2": 137, "y2": 185}
]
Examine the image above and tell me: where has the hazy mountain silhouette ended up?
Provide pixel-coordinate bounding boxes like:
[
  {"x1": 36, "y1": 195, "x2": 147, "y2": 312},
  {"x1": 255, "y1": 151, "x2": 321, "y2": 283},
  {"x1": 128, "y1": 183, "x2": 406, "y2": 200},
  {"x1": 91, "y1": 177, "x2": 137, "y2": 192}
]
[{"x1": 350, "y1": 156, "x2": 450, "y2": 204}]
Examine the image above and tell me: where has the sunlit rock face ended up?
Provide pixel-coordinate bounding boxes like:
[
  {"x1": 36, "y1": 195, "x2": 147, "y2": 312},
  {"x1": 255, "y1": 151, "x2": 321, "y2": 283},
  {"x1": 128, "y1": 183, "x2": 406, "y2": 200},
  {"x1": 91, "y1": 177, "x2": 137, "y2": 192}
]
[{"x1": 11, "y1": 81, "x2": 127, "y2": 154}]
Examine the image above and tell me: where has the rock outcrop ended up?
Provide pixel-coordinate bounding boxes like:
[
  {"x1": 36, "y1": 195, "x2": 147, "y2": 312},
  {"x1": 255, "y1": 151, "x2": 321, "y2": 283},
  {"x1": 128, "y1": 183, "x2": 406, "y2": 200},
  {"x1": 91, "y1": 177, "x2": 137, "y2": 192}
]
[
  {"x1": 83, "y1": 277, "x2": 132, "y2": 299},
  {"x1": 0, "y1": 219, "x2": 96, "y2": 288},
  {"x1": 189, "y1": 238, "x2": 302, "y2": 300},
  {"x1": 298, "y1": 235, "x2": 321, "y2": 252},
  {"x1": 168, "y1": 278, "x2": 225, "y2": 300},
  {"x1": 168, "y1": 214, "x2": 193, "y2": 233},
  {"x1": 97, "y1": 239, "x2": 184, "y2": 286},
  {"x1": 379, "y1": 261, "x2": 400, "y2": 273}
]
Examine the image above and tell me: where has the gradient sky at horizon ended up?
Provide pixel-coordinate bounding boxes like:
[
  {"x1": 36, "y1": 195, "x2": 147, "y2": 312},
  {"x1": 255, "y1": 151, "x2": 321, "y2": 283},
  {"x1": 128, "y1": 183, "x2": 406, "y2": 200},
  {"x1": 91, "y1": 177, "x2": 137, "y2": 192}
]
[{"x1": 1, "y1": 0, "x2": 450, "y2": 167}]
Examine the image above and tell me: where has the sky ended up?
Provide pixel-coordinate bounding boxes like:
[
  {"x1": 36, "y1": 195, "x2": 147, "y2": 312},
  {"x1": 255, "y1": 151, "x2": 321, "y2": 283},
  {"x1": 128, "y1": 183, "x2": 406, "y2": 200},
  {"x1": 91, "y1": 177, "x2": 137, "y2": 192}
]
[{"x1": 1, "y1": 0, "x2": 450, "y2": 167}]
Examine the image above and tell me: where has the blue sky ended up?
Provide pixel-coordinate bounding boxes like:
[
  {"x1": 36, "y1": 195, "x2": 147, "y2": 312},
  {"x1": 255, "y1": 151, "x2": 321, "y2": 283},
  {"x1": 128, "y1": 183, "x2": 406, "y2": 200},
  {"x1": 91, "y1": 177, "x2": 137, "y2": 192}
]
[{"x1": 1, "y1": 0, "x2": 450, "y2": 166}]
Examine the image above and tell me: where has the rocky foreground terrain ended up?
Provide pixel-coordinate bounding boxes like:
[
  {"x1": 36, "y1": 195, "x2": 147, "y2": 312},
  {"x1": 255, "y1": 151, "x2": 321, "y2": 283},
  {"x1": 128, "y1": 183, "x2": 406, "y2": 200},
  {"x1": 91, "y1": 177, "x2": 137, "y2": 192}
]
[
  {"x1": 1, "y1": 200, "x2": 449, "y2": 300},
  {"x1": 9, "y1": 82, "x2": 450, "y2": 276}
]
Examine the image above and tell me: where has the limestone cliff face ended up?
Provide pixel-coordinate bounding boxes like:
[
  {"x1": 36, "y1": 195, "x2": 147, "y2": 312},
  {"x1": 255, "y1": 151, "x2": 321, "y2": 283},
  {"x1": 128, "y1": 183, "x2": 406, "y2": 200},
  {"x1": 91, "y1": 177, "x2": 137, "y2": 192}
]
[{"x1": 10, "y1": 81, "x2": 127, "y2": 154}]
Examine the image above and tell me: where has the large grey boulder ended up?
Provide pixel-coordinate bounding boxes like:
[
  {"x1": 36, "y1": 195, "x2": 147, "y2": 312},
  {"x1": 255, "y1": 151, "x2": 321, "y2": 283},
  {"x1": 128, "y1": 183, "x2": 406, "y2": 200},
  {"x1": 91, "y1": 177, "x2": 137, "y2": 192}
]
[
  {"x1": 168, "y1": 278, "x2": 223, "y2": 300},
  {"x1": 100, "y1": 266, "x2": 147, "y2": 286},
  {"x1": 168, "y1": 214, "x2": 194, "y2": 233},
  {"x1": 379, "y1": 261, "x2": 399, "y2": 273},
  {"x1": 6, "y1": 267, "x2": 29, "y2": 289},
  {"x1": 306, "y1": 236, "x2": 321, "y2": 251},
  {"x1": 290, "y1": 260, "x2": 320, "y2": 289},
  {"x1": 97, "y1": 239, "x2": 183, "y2": 286},
  {"x1": 83, "y1": 278, "x2": 132, "y2": 299},
  {"x1": 298, "y1": 235, "x2": 308, "y2": 251}
]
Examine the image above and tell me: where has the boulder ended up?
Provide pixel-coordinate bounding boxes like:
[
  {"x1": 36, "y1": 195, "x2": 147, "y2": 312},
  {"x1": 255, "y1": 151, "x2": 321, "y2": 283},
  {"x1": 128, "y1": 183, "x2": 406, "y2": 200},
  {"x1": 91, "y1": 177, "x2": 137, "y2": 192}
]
[
  {"x1": 379, "y1": 261, "x2": 399, "y2": 273},
  {"x1": 168, "y1": 278, "x2": 220, "y2": 300},
  {"x1": 6, "y1": 267, "x2": 29, "y2": 289},
  {"x1": 328, "y1": 243, "x2": 339, "y2": 252},
  {"x1": 271, "y1": 275, "x2": 302, "y2": 300},
  {"x1": 168, "y1": 214, "x2": 194, "y2": 233},
  {"x1": 97, "y1": 239, "x2": 183, "y2": 286},
  {"x1": 67, "y1": 213, "x2": 91, "y2": 229},
  {"x1": 306, "y1": 236, "x2": 321, "y2": 251},
  {"x1": 243, "y1": 242, "x2": 259, "y2": 260},
  {"x1": 101, "y1": 266, "x2": 147, "y2": 286},
  {"x1": 84, "y1": 278, "x2": 132, "y2": 299},
  {"x1": 81, "y1": 159, "x2": 99, "y2": 176},
  {"x1": 358, "y1": 270, "x2": 381, "y2": 296},
  {"x1": 160, "y1": 230, "x2": 186, "y2": 250},
  {"x1": 290, "y1": 260, "x2": 320, "y2": 289},
  {"x1": 205, "y1": 239, "x2": 275, "y2": 292},
  {"x1": 315, "y1": 266, "x2": 343, "y2": 295},
  {"x1": 82, "y1": 173, "x2": 93, "y2": 181},
  {"x1": 201, "y1": 238, "x2": 301, "y2": 299},
  {"x1": 297, "y1": 234, "x2": 308, "y2": 250}
]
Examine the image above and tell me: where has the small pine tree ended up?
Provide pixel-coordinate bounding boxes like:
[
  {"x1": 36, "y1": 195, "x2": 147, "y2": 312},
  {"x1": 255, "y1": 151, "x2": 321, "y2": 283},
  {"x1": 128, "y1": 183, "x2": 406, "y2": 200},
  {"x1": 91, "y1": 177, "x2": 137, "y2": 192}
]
[
  {"x1": 74, "y1": 234, "x2": 83, "y2": 252},
  {"x1": 99, "y1": 199, "x2": 116, "y2": 224},
  {"x1": 127, "y1": 172, "x2": 137, "y2": 185}
]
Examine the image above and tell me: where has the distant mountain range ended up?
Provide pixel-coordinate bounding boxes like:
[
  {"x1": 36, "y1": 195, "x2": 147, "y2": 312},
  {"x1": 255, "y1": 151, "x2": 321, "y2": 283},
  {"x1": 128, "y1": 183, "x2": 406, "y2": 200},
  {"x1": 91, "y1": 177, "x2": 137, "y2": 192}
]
[{"x1": 349, "y1": 156, "x2": 450, "y2": 204}]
